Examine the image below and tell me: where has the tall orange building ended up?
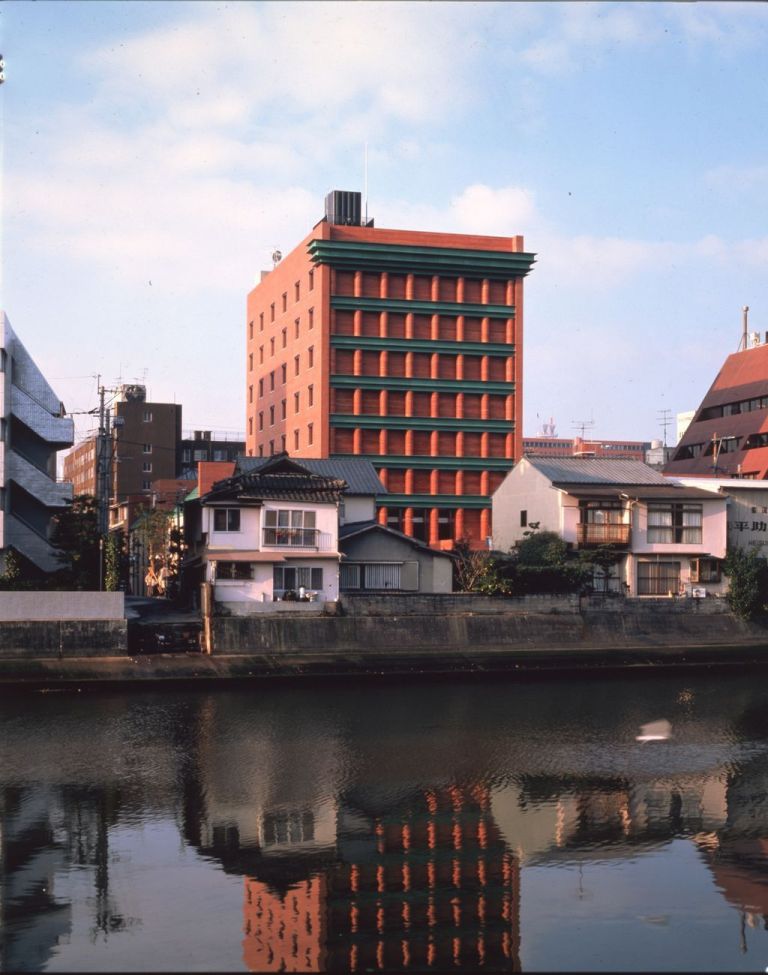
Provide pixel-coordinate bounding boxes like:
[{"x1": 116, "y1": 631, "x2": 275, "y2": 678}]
[{"x1": 246, "y1": 191, "x2": 535, "y2": 548}]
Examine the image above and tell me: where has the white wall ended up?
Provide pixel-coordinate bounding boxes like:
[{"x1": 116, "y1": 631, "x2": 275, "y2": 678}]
[
  {"x1": 0, "y1": 591, "x2": 124, "y2": 621},
  {"x1": 492, "y1": 459, "x2": 564, "y2": 551}
]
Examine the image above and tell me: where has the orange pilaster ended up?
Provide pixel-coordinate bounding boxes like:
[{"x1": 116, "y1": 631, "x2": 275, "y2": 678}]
[{"x1": 429, "y1": 508, "x2": 440, "y2": 546}]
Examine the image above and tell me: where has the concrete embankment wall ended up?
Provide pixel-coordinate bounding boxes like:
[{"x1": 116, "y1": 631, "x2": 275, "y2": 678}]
[{"x1": 0, "y1": 592, "x2": 127, "y2": 658}]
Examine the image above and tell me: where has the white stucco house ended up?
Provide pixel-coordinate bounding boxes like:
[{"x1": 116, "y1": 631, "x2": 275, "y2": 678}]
[
  {"x1": 188, "y1": 454, "x2": 346, "y2": 613},
  {"x1": 492, "y1": 457, "x2": 728, "y2": 596}
]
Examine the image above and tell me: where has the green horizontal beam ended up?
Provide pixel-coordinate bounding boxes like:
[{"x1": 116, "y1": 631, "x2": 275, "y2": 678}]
[
  {"x1": 331, "y1": 295, "x2": 515, "y2": 319},
  {"x1": 375, "y1": 494, "x2": 492, "y2": 510},
  {"x1": 330, "y1": 375, "x2": 514, "y2": 396},
  {"x1": 331, "y1": 414, "x2": 512, "y2": 433},
  {"x1": 334, "y1": 453, "x2": 516, "y2": 472},
  {"x1": 331, "y1": 334, "x2": 513, "y2": 357},
  {"x1": 308, "y1": 239, "x2": 536, "y2": 278}
]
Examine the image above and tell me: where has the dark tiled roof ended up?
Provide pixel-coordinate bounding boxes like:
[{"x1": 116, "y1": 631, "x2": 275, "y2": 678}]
[
  {"x1": 527, "y1": 456, "x2": 669, "y2": 486},
  {"x1": 339, "y1": 520, "x2": 456, "y2": 558},
  {"x1": 236, "y1": 453, "x2": 386, "y2": 495},
  {"x1": 204, "y1": 467, "x2": 345, "y2": 505}
]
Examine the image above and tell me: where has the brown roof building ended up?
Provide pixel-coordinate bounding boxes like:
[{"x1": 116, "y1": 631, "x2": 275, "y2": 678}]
[{"x1": 665, "y1": 341, "x2": 768, "y2": 479}]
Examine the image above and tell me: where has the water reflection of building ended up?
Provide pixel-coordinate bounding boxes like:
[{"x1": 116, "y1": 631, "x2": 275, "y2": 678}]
[
  {"x1": 233, "y1": 785, "x2": 521, "y2": 973},
  {"x1": 0, "y1": 785, "x2": 72, "y2": 972}
]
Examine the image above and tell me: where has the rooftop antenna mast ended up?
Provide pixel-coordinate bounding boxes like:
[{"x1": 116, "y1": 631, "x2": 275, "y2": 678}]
[
  {"x1": 739, "y1": 305, "x2": 750, "y2": 351},
  {"x1": 364, "y1": 142, "x2": 369, "y2": 226},
  {"x1": 657, "y1": 408, "x2": 672, "y2": 447},
  {"x1": 572, "y1": 418, "x2": 595, "y2": 440}
]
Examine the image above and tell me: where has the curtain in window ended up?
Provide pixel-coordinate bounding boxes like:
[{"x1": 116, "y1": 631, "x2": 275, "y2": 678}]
[
  {"x1": 637, "y1": 561, "x2": 680, "y2": 595},
  {"x1": 681, "y1": 507, "x2": 702, "y2": 544},
  {"x1": 647, "y1": 507, "x2": 673, "y2": 543}
]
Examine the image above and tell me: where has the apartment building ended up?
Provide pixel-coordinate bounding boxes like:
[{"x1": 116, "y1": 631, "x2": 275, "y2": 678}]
[
  {"x1": 245, "y1": 190, "x2": 535, "y2": 548},
  {"x1": 0, "y1": 313, "x2": 74, "y2": 571}
]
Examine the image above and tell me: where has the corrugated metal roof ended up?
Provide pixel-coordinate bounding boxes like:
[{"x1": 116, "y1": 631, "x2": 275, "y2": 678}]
[
  {"x1": 236, "y1": 454, "x2": 386, "y2": 495},
  {"x1": 527, "y1": 457, "x2": 669, "y2": 485},
  {"x1": 561, "y1": 485, "x2": 724, "y2": 501}
]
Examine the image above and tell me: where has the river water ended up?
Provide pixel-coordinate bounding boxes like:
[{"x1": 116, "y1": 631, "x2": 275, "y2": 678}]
[{"x1": 3, "y1": 670, "x2": 768, "y2": 972}]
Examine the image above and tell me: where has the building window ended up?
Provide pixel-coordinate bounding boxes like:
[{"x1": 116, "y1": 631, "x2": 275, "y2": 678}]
[
  {"x1": 308, "y1": 384, "x2": 314, "y2": 407},
  {"x1": 249, "y1": 321, "x2": 254, "y2": 340},
  {"x1": 259, "y1": 345, "x2": 264, "y2": 364},
  {"x1": 249, "y1": 353, "x2": 253, "y2": 372},
  {"x1": 182, "y1": 448, "x2": 192, "y2": 462},
  {"x1": 258, "y1": 445, "x2": 264, "y2": 457},
  {"x1": 281, "y1": 398, "x2": 286, "y2": 419},
  {"x1": 213, "y1": 449, "x2": 228, "y2": 461},
  {"x1": 307, "y1": 423, "x2": 314, "y2": 445},
  {"x1": 281, "y1": 363, "x2": 287, "y2": 384},
  {"x1": 294, "y1": 430, "x2": 300, "y2": 451},
  {"x1": 294, "y1": 281, "x2": 300, "y2": 302},
  {"x1": 264, "y1": 509, "x2": 317, "y2": 547},
  {"x1": 193, "y1": 449, "x2": 207, "y2": 461},
  {"x1": 281, "y1": 434, "x2": 286, "y2": 452},
  {"x1": 294, "y1": 354, "x2": 300, "y2": 376},
  {"x1": 520, "y1": 509, "x2": 527, "y2": 528},
  {"x1": 308, "y1": 346, "x2": 314, "y2": 368},
  {"x1": 259, "y1": 312, "x2": 264, "y2": 331},
  {"x1": 691, "y1": 557, "x2": 721, "y2": 583},
  {"x1": 142, "y1": 479, "x2": 152, "y2": 490},
  {"x1": 215, "y1": 561, "x2": 253, "y2": 580},
  {"x1": 269, "y1": 405, "x2": 275, "y2": 425},
  {"x1": 142, "y1": 461, "x2": 152, "y2": 472},
  {"x1": 270, "y1": 371, "x2": 275, "y2": 391},
  {"x1": 273, "y1": 565, "x2": 323, "y2": 596},
  {"x1": 270, "y1": 303, "x2": 275, "y2": 322},
  {"x1": 270, "y1": 337, "x2": 275, "y2": 357},
  {"x1": 282, "y1": 292, "x2": 287, "y2": 312},
  {"x1": 295, "y1": 318, "x2": 300, "y2": 339},
  {"x1": 269, "y1": 440, "x2": 275, "y2": 455},
  {"x1": 248, "y1": 385, "x2": 253, "y2": 404},
  {"x1": 308, "y1": 269, "x2": 314, "y2": 291},
  {"x1": 308, "y1": 307, "x2": 314, "y2": 329},
  {"x1": 282, "y1": 327, "x2": 287, "y2": 349},
  {"x1": 213, "y1": 508, "x2": 241, "y2": 532},
  {"x1": 294, "y1": 391, "x2": 300, "y2": 413},
  {"x1": 142, "y1": 443, "x2": 152, "y2": 453},
  {"x1": 647, "y1": 503, "x2": 702, "y2": 544},
  {"x1": 143, "y1": 411, "x2": 153, "y2": 423},
  {"x1": 258, "y1": 411, "x2": 264, "y2": 431},
  {"x1": 637, "y1": 560, "x2": 680, "y2": 596},
  {"x1": 258, "y1": 378, "x2": 264, "y2": 398},
  {"x1": 248, "y1": 417, "x2": 253, "y2": 436}
]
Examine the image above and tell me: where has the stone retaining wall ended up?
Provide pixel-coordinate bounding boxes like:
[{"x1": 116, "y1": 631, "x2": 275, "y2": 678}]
[{"x1": 0, "y1": 620, "x2": 128, "y2": 658}]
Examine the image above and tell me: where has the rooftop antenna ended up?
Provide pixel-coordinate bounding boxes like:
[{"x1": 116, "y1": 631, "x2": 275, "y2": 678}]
[
  {"x1": 572, "y1": 418, "x2": 595, "y2": 440},
  {"x1": 364, "y1": 141, "x2": 369, "y2": 226},
  {"x1": 739, "y1": 305, "x2": 750, "y2": 351},
  {"x1": 657, "y1": 408, "x2": 672, "y2": 447},
  {"x1": 271, "y1": 248, "x2": 282, "y2": 268}
]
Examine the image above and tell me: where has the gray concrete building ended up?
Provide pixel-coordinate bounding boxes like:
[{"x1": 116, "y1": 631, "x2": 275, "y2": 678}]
[{"x1": 0, "y1": 313, "x2": 74, "y2": 572}]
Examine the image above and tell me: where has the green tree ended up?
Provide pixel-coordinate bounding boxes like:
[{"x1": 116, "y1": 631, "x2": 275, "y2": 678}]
[
  {"x1": 104, "y1": 529, "x2": 126, "y2": 592},
  {"x1": 724, "y1": 546, "x2": 768, "y2": 620},
  {"x1": 515, "y1": 530, "x2": 568, "y2": 567},
  {"x1": 50, "y1": 494, "x2": 101, "y2": 589}
]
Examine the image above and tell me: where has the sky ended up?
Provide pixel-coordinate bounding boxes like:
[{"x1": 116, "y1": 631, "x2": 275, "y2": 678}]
[{"x1": 2, "y1": 0, "x2": 768, "y2": 448}]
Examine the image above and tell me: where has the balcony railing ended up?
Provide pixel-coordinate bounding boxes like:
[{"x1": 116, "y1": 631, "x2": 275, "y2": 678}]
[
  {"x1": 577, "y1": 523, "x2": 631, "y2": 547},
  {"x1": 262, "y1": 527, "x2": 334, "y2": 549}
]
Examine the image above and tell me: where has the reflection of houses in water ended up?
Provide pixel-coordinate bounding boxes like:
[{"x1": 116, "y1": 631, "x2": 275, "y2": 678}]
[
  {"x1": 491, "y1": 774, "x2": 728, "y2": 864},
  {"x1": 236, "y1": 784, "x2": 521, "y2": 973}
]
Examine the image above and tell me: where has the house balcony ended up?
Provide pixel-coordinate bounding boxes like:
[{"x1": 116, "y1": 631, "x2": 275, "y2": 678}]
[
  {"x1": 577, "y1": 523, "x2": 631, "y2": 548},
  {"x1": 262, "y1": 527, "x2": 335, "y2": 551}
]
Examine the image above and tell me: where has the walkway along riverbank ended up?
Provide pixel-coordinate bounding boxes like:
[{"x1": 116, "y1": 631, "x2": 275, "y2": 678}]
[{"x1": 0, "y1": 592, "x2": 766, "y2": 687}]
